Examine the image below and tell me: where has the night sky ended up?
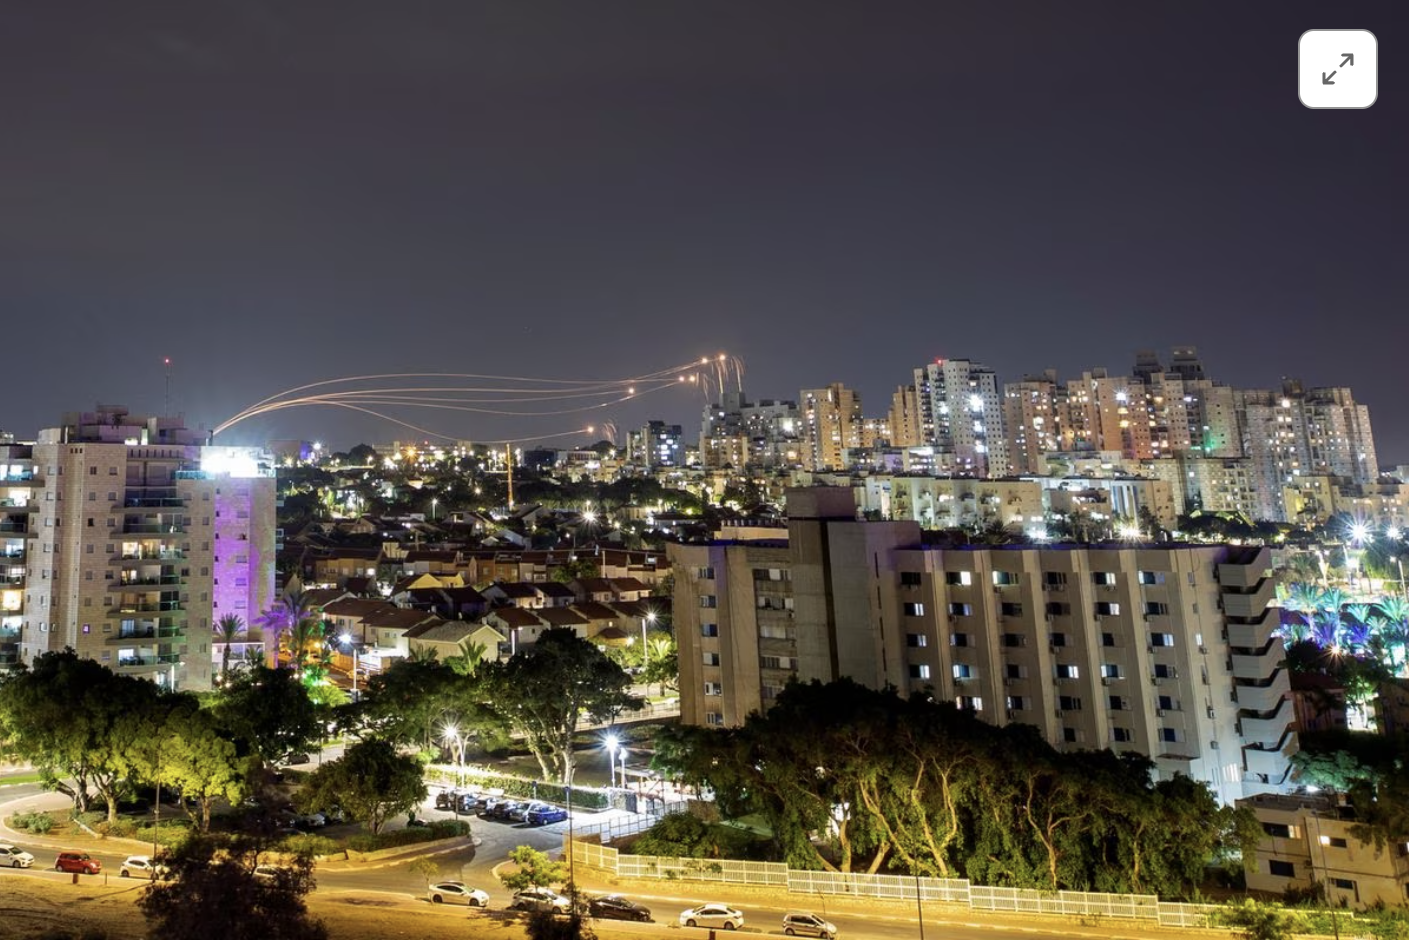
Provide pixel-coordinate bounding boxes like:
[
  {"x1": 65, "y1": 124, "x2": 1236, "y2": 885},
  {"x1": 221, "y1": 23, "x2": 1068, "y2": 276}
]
[{"x1": 2, "y1": 3, "x2": 1405, "y2": 459}]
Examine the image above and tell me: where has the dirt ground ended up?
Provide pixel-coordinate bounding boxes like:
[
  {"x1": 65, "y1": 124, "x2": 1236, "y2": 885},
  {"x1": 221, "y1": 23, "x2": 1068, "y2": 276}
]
[{"x1": 0, "y1": 878, "x2": 544, "y2": 940}]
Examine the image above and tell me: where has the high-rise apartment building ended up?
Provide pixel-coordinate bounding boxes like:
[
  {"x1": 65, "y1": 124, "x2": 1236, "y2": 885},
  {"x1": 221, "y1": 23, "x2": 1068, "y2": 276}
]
[
  {"x1": 671, "y1": 487, "x2": 1294, "y2": 805},
  {"x1": 628, "y1": 420, "x2": 684, "y2": 470},
  {"x1": 912, "y1": 359, "x2": 1006, "y2": 477},
  {"x1": 14, "y1": 406, "x2": 276, "y2": 690},
  {"x1": 800, "y1": 384, "x2": 863, "y2": 471},
  {"x1": 700, "y1": 392, "x2": 801, "y2": 470}
]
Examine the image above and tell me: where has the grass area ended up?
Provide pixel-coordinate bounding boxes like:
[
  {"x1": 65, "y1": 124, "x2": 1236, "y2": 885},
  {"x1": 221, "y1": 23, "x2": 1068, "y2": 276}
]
[{"x1": 0, "y1": 771, "x2": 44, "y2": 787}]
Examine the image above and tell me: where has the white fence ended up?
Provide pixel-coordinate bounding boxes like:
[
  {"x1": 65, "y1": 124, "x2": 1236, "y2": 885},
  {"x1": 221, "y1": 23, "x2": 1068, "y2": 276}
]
[{"x1": 569, "y1": 837, "x2": 1223, "y2": 930}]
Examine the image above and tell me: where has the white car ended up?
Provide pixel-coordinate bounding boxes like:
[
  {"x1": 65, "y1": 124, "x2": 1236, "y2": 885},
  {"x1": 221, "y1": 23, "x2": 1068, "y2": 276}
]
[
  {"x1": 783, "y1": 911, "x2": 838, "y2": 938},
  {"x1": 427, "y1": 881, "x2": 490, "y2": 907},
  {"x1": 679, "y1": 904, "x2": 745, "y2": 930},
  {"x1": 119, "y1": 855, "x2": 169, "y2": 879},
  {"x1": 0, "y1": 844, "x2": 34, "y2": 869},
  {"x1": 253, "y1": 864, "x2": 285, "y2": 883}
]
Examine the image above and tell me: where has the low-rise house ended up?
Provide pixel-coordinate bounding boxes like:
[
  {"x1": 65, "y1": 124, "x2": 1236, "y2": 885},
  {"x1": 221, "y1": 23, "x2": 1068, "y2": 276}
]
[
  {"x1": 1240, "y1": 791, "x2": 1409, "y2": 909},
  {"x1": 404, "y1": 620, "x2": 506, "y2": 665}
]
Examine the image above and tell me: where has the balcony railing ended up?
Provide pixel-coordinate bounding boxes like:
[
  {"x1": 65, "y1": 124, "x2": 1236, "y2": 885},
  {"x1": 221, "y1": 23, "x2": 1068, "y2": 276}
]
[
  {"x1": 117, "y1": 550, "x2": 185, "y2": 561},
  {"x1": 123, "y1": 523, "x2": 185, "y2": 535},
  {"x1": 112, "y1": 602, "x2": 185, "y2": 614},
  {"x1": 119, "y1": 575, "x2": 183, "y2": 587}
]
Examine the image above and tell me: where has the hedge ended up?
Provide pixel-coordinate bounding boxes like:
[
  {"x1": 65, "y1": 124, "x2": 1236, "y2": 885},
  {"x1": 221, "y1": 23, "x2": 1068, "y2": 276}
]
[
  {"x1": 427, "y1": 767, "x2": 609, "y2": 811},
  {"x1": 345, "y1": 819, "x2": 471, "y2": 853}
]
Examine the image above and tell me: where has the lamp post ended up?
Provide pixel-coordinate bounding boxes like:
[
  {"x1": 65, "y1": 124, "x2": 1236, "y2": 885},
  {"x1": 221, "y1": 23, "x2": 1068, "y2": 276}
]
[
  {"x1": 442, "y1": 724, "x2": 465, "y2": 796},
  {"x1": 1311, "y1": 814, "x2": 1342, "y2": 940},
  {"x1": 640, "y1": 611, "x2": 656, "y2": 671},
  {"x1": 339, "y1": 632, "x2": 360, "y2": 701},
  {"x1": 604, "y1": 733, "x2": 620, "y2": 789},
  {"x1": 431, "y1": 497, "x2": 438, "y2": 522}
]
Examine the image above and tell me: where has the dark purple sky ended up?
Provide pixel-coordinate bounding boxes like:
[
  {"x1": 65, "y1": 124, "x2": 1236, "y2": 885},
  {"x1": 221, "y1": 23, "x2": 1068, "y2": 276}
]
[{"x1": 2, "y1": 2, "x2": 1406, "y2": 460}]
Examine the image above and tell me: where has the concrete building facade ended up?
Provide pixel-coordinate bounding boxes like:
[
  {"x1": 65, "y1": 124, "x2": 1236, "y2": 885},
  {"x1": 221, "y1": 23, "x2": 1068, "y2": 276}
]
[
  {"x1": 14, "y1": 407, "x2": 276, "y2": 691},
  {"x1": 670, "y1": 487, "x2": 1295, "y2": 804}
]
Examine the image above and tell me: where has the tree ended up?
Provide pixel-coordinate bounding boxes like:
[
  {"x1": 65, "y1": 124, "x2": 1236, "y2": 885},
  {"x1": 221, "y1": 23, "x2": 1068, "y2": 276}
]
[
  {"x1": 160, "y1": 704, "x2": 249, "y2": 831},
  {"x1": 497, "y1": 845, "x2": 568, "y2": 891},
  {"x1": 137, "y1": 834, "x2": 327, "y2": 940},
  {"x1": 1221, "y1": 900, "x2": 1301, "y2": 940},
  {"x1": 641, "y1": 634, "x2": 679, "y2": 696},
  {"x1": 215, "y1": 614, "x2": 247, "y2": 681},
  {"x1": 212, "y1": 666, "x2": 322, "y2": 764},
  {"x1": 286, "y1": 615, "x2": 331, "y2": 686},
  {"x1": 254, "y1": 588, "x2": 317, "y2": 669},
  {"x1": 481, "y1": 628, "x2": 640, "y2": 784},
  {"x1": 298, "y1": 739, "x2": 426, "y2": 834},
  {"x1": 406, "y1": 856, "x2": 441, "y2": 887}
]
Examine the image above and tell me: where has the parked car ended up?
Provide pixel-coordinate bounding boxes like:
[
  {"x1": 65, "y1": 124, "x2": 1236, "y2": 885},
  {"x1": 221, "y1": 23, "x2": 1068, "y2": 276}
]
[
  {"x1": 488, "y1": 800, "x2": 524, "y2": 821},
  {"x1": 589, "y1": 895, "x2": 652, "y2": 922},
  {"x1": 119, "y1": 855, "x2": 170, "y2": 879},
  {"x1": 54, "y1": 852, "x2": 101, "y2": 875},
  {"x1": 526, "y1": 805, "x2": 569, "y2": 826},
  {"x1": 294, "y1": 812, "x2": 326, "y2": 829},
  {"x1": 253, "y1": 865, "x2": 284, "y2": 883},
  {"x1": 506, "y1": 801, "x2": 538, "y2": 823},
  {"x1": 679, "y1": 904, "x2": 744, "y2": 930},
  {"x1": 511, "y1": 887, "x2": 571, "y2": 914},
  {"x1": 434, "y1": 790, "x2": 460, "y2": 811},
  {"x1": 0, "y1": 844, "x2": 34, "y2": 869},
  {"x1": 283, "y1": 753, "x2": 312, "y2": 766},
  {"x1": 426, "y1": 881, "x2": 490, "y2": 907},
  {"x1": 783, "y1": 911, "x2": 838, "y2": 938},
  {"x1": 457, "y1": 793, "x2": 487, "y2": 814}
]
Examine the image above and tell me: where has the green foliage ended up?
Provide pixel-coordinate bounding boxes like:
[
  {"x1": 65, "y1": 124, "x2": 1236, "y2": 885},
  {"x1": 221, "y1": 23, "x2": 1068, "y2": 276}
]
[
  {"x1": 497, "y1": 845, "x2": 568, "y2": 892},
  {"x1": 137, "y1": 834, "x2": 327, "y2": 940},
  {"x1": 211, "y1": 665, "x2": 322, "y2": 765},
  {"x1": 480, "y1": 628, "x2": 640, "y2": 783},
  {"x1": 1292, "y1": 748, "x2": 1379, "y2": 793},
  {"x1": 1217, "y1": 899, "x2": 1302, "y2": 940},
  {"x1": 628, "y1": 812, "x2": 757, "y2": 859},
  {"x1": 10, "y1": 811, "x2": 55, "y2": 834},
  {"x1": 299, "y1": 739, "x2": 427, "y2": 835},
  {"x1": 344, "y1": 819, "x2": 470, "y2": 853},
  {"x1": 351, "y1": 657, "x2": 503, "y2": 753},
  {"x1": 524, "y1": 907, "x2": 595, "y2": 940},
  {"x1": 641, "y1": 634, "x2": 679, "y2": 695},
  {"x1": 656, "y1": 679, "x2": 1245, "y2": 895},
  {"x1": 406, "y1": 856, "x2": 441, "y2": 886}
]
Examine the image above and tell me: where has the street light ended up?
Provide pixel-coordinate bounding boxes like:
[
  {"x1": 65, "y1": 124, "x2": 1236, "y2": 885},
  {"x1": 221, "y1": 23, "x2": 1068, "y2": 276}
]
[
  {"x1": 339, "y1": 632, "x2": 360, "y2": 701},
  {"x1": 442, "y1": 724, "x2": 465, "y2": 793},
  {"x1": 604, "y1": 733, "x2": 620, "y2": 789}
]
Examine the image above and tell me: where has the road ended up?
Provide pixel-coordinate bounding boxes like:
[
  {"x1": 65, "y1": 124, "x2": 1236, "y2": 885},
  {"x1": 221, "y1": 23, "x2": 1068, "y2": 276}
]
[{"x1": 0, "y1": 776, "x2": 1166, "y2": 940}]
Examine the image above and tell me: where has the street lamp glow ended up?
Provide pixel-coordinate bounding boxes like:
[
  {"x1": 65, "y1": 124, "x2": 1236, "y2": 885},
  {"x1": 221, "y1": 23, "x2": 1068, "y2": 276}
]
[
  {"x1": 604, "y1": 734, "x2": 620, "y2": 788},
  {"x1": 339, "y1": 632, "x2": 352, "y2": 645},
  {"x1": 1350, "y1": 522, "x2": 1370, "y2": 543},
  {"x1": 1389, "y1": 526, "x2": 1403, "y2": 540}
]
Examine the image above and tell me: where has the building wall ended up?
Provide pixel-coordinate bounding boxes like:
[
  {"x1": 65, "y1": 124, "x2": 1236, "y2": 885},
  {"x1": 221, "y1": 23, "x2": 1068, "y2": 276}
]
[
  {"x1": 15, "y1": 411, "x2": 274, "y2": 692},
  {"x1": 670, "y1": 487, "x2": 1295, "y2": 804}
]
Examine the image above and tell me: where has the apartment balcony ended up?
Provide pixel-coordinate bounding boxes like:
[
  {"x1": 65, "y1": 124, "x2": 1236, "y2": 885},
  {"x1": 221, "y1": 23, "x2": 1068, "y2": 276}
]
[
  {"x1": 122, "y1": 522, "x2": 185, "y2": 536},
  {"x1": 1234, "y1": 671, "x2": 1291, "y2": 712},
  {"x1": 0, "y1": 472, "x2": 37, "y2": 484},
  {"x1": 1239, "y1": 697, "x2": 1294, "y2": 743},
  {"x1": 1217, "y1": 552, "x2": 1272, "y2": 589},
  {"x1": 0, "y1": 500, "x2": 37, "y2": 513},
  {"x1": 0, "y1": 523, "x2": 34, "y2": 537},
  {"x1": 117, "y1": 575, "x2": 183, "y2": 588},
  {"x1": 1222, "y1": 578, "x2": 1276, "y2": 619},
  {"x1": 109, "y1": 626, "x2": 185, "y2": 644},
  {"x1": 1244, "y1": 744, "x2": 1292, "y2": 778},
  {"x1": 116, "y1": 654, "x2": 181, "y2": 672},
  {"x1": 1231, "y1": 648, "x2": 1283, "y2": 680},
  {"x1": 1227, "y1": 612, "x2": 1278, "y2": 650},
  {"x1": 110, "y1": 601, "x2": 186, "y2": 615},
  {"x1": 123, "y1": 496, "x2": 187, "y2": 509},
  {"x1": 115, "y1": 550, "x2": 185, "y2": 564}
]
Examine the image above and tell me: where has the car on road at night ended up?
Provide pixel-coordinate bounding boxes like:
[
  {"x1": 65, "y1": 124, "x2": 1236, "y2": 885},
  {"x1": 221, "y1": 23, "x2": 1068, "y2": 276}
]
[
  {"x1": 54, "y1": 852, "x2": 101, "y2": 875},
  {"x1": 679, "y1": 904, "x2": 744, "y2": 930},
  {"x1": 434, "y1": 790, "x2": 461, "y2": 811},
  {"x1": 0, "y1": 844, "x2": 34, "y2": 868},
  {"x1": 426, "y1": 881, "x2": 490, "y2": 907},
  {"x1": 511, "y1": 887, "x2": 571, "y2": 914},
  {"x1": 119, "y1": 855, "x2": 170, "y2": 879},
  {"x1": 526, "y1": 805, "x2": 569, "y2": 826},
  {"x1": 588, "y1": 894, "x2": 652, "y2": 922},
  {"x1": 253, "y1": 865, "x2": 287, "y2": 884},
  {"x1": 783, "y1": 911, "x2": 838, "y2": 938}
]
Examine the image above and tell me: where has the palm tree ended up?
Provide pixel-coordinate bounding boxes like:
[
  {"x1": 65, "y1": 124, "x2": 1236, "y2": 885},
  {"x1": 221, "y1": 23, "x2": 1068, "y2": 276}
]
[
  {"x1": 214, "y1": 614, "x2": 246, "y2": 681},
  {"x1": 1279, "y1": 582, "x2": 1322, "y2": 644},
  {"x1": 446, "y1": 639, "x2": 487, "y2": 677},
  {"x1": 1374, "y1": 595, "x2": 1409, "y2": 674},
  {"x1": 285, "y1": 614, "x2": 329, "y2": 684},
  {"x1": 1316, "y1": 587, "x2": 1348, "y2": 648},
  {"x1": 253, "y1": 587, "x2": 316, "y2": 669}
]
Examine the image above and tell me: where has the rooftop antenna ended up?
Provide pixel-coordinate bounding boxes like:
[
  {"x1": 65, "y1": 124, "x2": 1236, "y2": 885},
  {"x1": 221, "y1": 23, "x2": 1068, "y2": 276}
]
[
  {"x1": 163, "y1": 357, "x2": 172, "y2": 416},
  {"x1": 506, "y1": 443, "x2": 515, "y2": 511}
]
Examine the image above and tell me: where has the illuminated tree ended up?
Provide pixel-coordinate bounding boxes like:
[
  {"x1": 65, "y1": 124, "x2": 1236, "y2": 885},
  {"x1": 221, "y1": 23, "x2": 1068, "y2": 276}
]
[{"x1": 214, "y1": 614, "x2": 247, "y2": 680}]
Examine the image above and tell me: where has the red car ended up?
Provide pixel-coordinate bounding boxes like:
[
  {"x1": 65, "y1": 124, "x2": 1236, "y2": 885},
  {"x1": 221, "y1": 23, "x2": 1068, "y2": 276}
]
[{"x1": 54, "y1": 851, "x2": 101, "y2": 874}]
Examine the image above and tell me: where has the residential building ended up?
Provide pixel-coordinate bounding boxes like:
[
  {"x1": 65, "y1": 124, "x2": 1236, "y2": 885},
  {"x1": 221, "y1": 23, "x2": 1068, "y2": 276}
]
[
  {"x1": 800, "y1": 384, "x2": 863, "y2": 472},
  {"x1": 670, "y1": 486, "x2": 1295, "y2": 804},
  {"x1": 912, "y1": 359, "x2": 1007, "y2": 477},
  {"x1": 16, "y1": 406, "x2": 276, "y2": 691},
  {"x1": 1240, "y1": 792, "x2": 1409, "y2": 909}
]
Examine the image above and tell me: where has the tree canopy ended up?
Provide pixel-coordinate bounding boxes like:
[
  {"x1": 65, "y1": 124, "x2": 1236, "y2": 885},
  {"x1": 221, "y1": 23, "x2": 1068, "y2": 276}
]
[
  {"x1": 298, "y1": 739, "x2": 426, "y2": 834},
  {"x1": 655, "y1": 679, "x2": 1256, "y2": 897},
  {"x1": 480, "y1": 627, "x2": 640, "y2": 784}
]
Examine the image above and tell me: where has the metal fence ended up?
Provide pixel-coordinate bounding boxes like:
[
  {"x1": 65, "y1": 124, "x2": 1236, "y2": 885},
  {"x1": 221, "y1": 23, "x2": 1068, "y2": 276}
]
[
  {"x1": 618, "y1": 855, "x2": 790, "y2": 888},
  {"x1": 787, "y1": 870, "x2": 972, "y2": 905},
  {"x1": 568, "y1": 834, "x2": 1230, "y2": 932}
]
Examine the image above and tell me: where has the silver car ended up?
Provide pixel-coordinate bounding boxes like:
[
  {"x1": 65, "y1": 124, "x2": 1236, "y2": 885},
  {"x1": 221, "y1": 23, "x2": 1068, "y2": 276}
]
[
  {"x1": 784, "y1": 911, "x2": 838, "y2": 939},
  {"x1": 120, "y1": 855, "x2": 169, "y2": 879},
  {"x1": 511, "y1": 887, "x2": 571, "y2": 914},
  {"x1": 679, "y1": 904, "x2": 744, "y2": 930}
]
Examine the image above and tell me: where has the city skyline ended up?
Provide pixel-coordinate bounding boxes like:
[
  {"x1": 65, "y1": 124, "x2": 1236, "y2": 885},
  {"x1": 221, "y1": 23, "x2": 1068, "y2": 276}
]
[{"x1": 2, "y1": 2, "x2": 1406, "y2": 457}]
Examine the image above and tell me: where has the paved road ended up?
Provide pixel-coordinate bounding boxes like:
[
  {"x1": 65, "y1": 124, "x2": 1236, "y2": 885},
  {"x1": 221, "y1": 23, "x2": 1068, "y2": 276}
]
[{"x1": 0, "y1": 780, "x2": 1169, "y2": 940}]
